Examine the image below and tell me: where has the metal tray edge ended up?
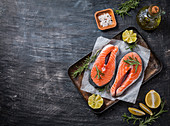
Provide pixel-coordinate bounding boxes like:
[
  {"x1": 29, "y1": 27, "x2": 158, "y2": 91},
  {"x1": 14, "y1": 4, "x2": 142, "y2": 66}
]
[{"x1": 67, "y1": 26, "x2": 163, "y2": 114}]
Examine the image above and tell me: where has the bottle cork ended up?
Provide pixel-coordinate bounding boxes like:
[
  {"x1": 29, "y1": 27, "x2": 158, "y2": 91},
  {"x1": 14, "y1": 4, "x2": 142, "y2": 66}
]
[
  {"x1": 151, "y1": 6, "x2": 159, "y2": 14},
  {"x1": 148, "y1": 5, "x2": 160, "y2": 16}
]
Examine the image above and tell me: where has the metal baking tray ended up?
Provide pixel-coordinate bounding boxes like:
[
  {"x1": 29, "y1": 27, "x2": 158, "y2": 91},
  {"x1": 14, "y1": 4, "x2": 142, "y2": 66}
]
[{"x1": 68, "y1": 27, "x2": 162, "y2": 114}]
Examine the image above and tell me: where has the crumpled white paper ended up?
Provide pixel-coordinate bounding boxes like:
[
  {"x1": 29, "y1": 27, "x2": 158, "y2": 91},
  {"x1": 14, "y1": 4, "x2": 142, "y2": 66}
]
[{"x1": 81, "y1": 36, "x2": 150, "y2": 104}]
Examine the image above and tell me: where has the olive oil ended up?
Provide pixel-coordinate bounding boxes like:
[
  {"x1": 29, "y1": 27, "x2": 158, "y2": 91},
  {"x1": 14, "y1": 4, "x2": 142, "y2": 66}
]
[{"x1": 136, "y1": 5, "x2": 161, "y2": 30}]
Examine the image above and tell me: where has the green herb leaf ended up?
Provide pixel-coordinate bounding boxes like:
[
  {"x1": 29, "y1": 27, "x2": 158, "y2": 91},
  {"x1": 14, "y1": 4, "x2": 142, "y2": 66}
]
[
  {"x1": 96, "y1": 84, "x2": 110, "y2": 92},
  {"x1": 95, "y1": 65, "x2": 105, "y2": 79},
  {"x1": 135, "y1": 64, "x2": 138, "y2": 73},
  {"x1": 123, "y1": 56, "x2": 141, "y2": 73},
  {"x1": 72, "y1": 49, "x2": 100, "y2": 78},
  {"x1": 97, "y1": 88, "x2": 105, "y2": 92},
  {"x1": 122, "y1": 101, "x2": 168, "y2": 126},
  {"x1": 126, "y1": 42, "x2": 137, "y2": 51},
  {"x1": 161, "y1": 10, "x2": 166, "y2": 15},
  {"x1": 128, "y1": 56, "x2": 133, "y2": 60},
  {"x1": 122, "y1": 113, "x2": 141, "y2": 125},
  {"x1": 115, "y1": 0, "x2": 141, "y2": 18}
]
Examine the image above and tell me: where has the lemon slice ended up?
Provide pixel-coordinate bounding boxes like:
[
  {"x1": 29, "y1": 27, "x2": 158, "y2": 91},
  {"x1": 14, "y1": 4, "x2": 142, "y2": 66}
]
[
  {"x1": 139, "y1": 103, "x2": 153, "y2": 115},
  {"x1": 145, "y1": 90, "x2": 161, "y2": 109},
  {"x1": 88, "y1": 94, "x2": 103, "y2": 109},
  {"x1": 128, "y1": 107, "x2": 145, "y2": 116},
  {"x1": 122, "y1": 30, "x2": 137, "y2": 43}
]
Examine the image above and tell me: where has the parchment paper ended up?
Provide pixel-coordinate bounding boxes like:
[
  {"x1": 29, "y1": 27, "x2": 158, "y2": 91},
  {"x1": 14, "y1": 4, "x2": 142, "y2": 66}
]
[{"x1": 81, "y1": 36, "x2": 150, "y2": 104}]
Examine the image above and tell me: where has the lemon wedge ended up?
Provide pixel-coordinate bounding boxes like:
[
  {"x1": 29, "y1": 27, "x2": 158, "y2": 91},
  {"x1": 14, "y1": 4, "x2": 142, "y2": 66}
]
[
  {"x1": 128, "y1": 107, "x2": 145, "y2": 116},
  {"x1": 139, "y1": 103, "x2": 153, "y2": 115},
  {"x1": 88, "y1": 94, "x2": 103, "y2": 109},
  {"x1": 122, "y1": 30, "x2": 137, "y2": 43},
  {"x1": 145, "y1": 90, "x2": 161, "y2": 109}
]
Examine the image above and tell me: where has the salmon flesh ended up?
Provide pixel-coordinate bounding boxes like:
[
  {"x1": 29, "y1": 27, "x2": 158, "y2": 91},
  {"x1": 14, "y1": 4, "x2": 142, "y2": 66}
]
[
  {"x1": 90, "y1": 44, "x2": 119, "y2": 87},
  {"x1": 110, "y1": 52, "x2": 143, "y2": 97}
]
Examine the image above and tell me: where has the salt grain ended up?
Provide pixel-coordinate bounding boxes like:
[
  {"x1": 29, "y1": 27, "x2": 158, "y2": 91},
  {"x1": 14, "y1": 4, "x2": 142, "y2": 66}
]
[{"x1": 98, "y1": 13, "x2": 112, "y2": 27}]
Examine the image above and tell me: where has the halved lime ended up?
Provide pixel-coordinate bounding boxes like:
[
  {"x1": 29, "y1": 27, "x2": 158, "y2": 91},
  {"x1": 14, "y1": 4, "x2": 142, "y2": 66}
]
[{"x1": 88, "y1": 94, "x2": 103, "y2": 109}]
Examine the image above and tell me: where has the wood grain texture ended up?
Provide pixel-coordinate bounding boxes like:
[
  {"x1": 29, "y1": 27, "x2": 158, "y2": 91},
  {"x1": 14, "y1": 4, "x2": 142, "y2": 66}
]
[{"x1": 0, "y1": 0, "x2": 169, "y2": 126}]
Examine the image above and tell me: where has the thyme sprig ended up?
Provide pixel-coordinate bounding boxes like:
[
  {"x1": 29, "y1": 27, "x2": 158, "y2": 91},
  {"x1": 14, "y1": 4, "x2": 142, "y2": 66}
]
[
  {"x1": 72, "y1": 50, "x2": 100, "y2": 78},
  {"x1": 95, "y1": 66, "x2": 104, "y2": 79},
  {"x1": 123, "y1": 56, "x2": 141, "y2": 73},
  {"x1": 115, "y1": 0, "x2": 141, "y2": 18},
  {"x1": 122, "y1": 101, "x2": 168, "y2": 126}
]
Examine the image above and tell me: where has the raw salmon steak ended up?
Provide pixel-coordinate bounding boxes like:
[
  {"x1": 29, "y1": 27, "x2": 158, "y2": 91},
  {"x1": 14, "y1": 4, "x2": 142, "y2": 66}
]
[
  {"x1": 90, "y1": 44, "x2": 119, "y2": 87},
  {"x1": 110, "y1": 52, "x2": 143, "y2": 97}
]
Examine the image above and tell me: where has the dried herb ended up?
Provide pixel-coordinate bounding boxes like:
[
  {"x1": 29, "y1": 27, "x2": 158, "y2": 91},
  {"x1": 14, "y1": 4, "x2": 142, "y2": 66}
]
[
  {"x1": 123, "y1": 56, "x2": 141, "y2": 73},
  {"x1": 115, "y1": 0, "x2": 141, "y2": 18},
  {"x1": 72, "y1": 50, "x2": 100, "y2": 78},
  {"x1": 122, "y1": 101, "x2": 168, "y2": 126},
  {"x1": 95, "y1": 66, "x2": 104, "y2": 79}
]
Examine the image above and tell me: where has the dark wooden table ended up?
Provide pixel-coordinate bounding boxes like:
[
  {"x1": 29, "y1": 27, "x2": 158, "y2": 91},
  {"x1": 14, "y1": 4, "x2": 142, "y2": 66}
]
[{"x1": 0, "y1": 0, "x2": 169, "y2": 126}]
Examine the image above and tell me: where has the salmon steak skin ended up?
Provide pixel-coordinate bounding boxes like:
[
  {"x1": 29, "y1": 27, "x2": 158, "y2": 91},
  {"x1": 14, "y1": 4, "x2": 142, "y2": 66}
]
[
  {"x1": 110, "y1": 52, "x2": 143, "y2": 97},
  {"x1": 90, "y1": 44, "x2": 119, "y2": 87}
]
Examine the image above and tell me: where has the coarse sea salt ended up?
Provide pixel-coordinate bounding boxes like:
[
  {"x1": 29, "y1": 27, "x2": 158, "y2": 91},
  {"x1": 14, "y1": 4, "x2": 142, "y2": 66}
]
[{"x1": 98, "y1": 13, "x2": 112, "y2": 27}]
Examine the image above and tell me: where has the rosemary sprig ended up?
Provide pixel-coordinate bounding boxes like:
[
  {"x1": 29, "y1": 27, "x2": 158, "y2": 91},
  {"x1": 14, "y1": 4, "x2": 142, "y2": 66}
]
[
  {"x1": 123, "y1": 56, "x2": 141, "y2": 73},
  {"x1": 139, "y1": 101, "x2": 168, "y2": 126},
  {"x1": 122, "y1": 101, "x2": 168, "y2": 126},
  {"x1": 95, "y1": 66, "x2": 104, "y2": 79},
  {"x1": 126, "y1": 42, "x2": 138, "y2": 51},
  {"x1": 72, "y1": 50, "x2": 100, "y2": 78},
  {"x1": 115, "y1": 0, "x2": 141, "y2": 18},
  {"x1": 122, "y1": 113, "x2": 141, "y2": 125}
]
